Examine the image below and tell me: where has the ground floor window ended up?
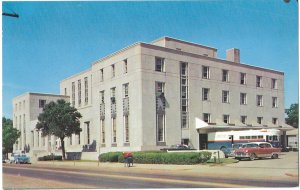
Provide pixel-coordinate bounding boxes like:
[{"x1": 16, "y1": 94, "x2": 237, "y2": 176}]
[
  {"x1": 112, "y1": 118, "x2": 116, "y2": 143},
  {"x1": 124, "y1": 116, "x2": 129, "y2": 143},
  {"x1": 101, "y1": 119, "x2": 105, "y2": 144},
  {"x1": 157, "y1": 114, "x2": 165, "y2": 142}
]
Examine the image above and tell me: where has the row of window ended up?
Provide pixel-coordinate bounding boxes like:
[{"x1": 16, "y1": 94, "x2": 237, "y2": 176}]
[
  {"x1": 14, "y1": 100, "x2": 26, "y2": 111},
  {"x1": 202, "y1": 88, "x2": 278, "y2": 107},
  {"x1": 99, "y1": 59, "x2": 128, "y2": 82},
  {"x1": 203, "y1": 113, "x2": 279, "y2": 125},
  {"x1": 154, "y1": 57, "x2": 279, "y2": 89},
  {"x1": 70, "y1": 77, "x2": 89, "y2": 106}
]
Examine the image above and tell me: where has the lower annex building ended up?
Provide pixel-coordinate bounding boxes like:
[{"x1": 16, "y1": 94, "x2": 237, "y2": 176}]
[{"x1": 13, "y1": 37, "x2": 290, "y2": 160}]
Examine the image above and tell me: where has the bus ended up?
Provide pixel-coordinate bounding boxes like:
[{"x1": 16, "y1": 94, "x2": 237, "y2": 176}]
[{"x1": 207, "y1": 129, "x2": 281, "y2": 150}]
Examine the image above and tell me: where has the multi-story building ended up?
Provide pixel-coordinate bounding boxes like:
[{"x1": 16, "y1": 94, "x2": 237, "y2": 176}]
[
  {"x1": 13, "y1": 37, "x2": 290, "y2": 160},
  {"x1": 12, "y1": 93, "x2": 69, "y2": 159},
  {"x1": 60, "y1": 37, "x2": 287, "y2": 157}
]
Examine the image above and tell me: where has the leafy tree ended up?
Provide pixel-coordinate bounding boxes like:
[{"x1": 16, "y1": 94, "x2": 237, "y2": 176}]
[
  {"x1": 2, "y1": 117, "x2": 21, "y2": 159},
  {"x1": 36, "y1": 99, "x2": 82, "y2": 160},
  {"x1": 285, "y1": 103, "x2": 298, "y2": 128}
]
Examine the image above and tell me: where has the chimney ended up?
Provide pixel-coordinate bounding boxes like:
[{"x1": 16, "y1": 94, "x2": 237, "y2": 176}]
[{"x1": 226, "y1": 48, "x2": 240, "y2": 63}]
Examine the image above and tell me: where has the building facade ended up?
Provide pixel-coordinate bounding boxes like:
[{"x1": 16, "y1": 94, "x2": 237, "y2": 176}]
[
  {"x1": 12, "y1": 93, "x2": 69, "y2": 159},
  {"x1": 13, "y1": 37, "x2": 288, "y2": 160},
  {"x1": 60, "y1": 37, "x2": 286, "y2": 156}
]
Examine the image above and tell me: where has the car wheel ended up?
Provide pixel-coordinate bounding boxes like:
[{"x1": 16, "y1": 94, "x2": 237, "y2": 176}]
[
  {"x1": 271, "y1": 153, "x2": 278, "y2": 159},
  {"x1": 249, "y1": 153, "x2": 256, "y2": 161}
]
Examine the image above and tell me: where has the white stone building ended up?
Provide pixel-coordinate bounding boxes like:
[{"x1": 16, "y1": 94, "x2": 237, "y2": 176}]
[
  {"x1": 13, "y1": 37, "x2": 290, "y2": 160},
  {"x1": 12, "y1": 93, "x2": 69, "y2": 159}
]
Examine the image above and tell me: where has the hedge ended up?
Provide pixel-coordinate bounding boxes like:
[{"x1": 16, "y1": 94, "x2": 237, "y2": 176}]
[
  {"x1": 38, "y1": 155, "x2": 62, "y2": 161},
  {"x1": 99, "y1": 151, "x2": 211, "y2": 165}
]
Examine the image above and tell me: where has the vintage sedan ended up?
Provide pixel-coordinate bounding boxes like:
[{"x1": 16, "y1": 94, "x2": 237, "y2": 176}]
[
  {"x1": 14, "y1": 154, "x2": 30, "y2": 164},
  {"x1": 234, "y1": 142, "x2": 281, "y2": 161}
]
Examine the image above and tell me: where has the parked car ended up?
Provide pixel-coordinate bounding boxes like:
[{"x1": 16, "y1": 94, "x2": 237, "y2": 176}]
[
  {"x1": 9, "y1": 153, "x2": 19, "y2": 164},
  {"x1": 234, "y1": 142, "x2": 281, "y2": 161},
  {"x1": 13, "y1": 154, "x2": 30, "y2": 164},
  {"x1": 160, "y1": 144, "x2": 195, "y2": 151},
  {"x1": 221, "y1": 143, "x2": 244, "y2": 158}
]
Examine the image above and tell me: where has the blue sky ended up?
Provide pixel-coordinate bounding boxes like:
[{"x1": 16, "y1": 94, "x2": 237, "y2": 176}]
[{"x1": 2, "y1": 1, "x2": 298, "y2": 118}]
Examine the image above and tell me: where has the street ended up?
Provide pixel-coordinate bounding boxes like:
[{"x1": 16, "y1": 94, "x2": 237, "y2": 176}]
[{"x1": 3, "y1": 152, "x2": 299, "y2": 188}]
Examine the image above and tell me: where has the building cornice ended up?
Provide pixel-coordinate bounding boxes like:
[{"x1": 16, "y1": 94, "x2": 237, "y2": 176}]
[{"x1": 140, "y1": 43, "x2": 284, "y2": 75}]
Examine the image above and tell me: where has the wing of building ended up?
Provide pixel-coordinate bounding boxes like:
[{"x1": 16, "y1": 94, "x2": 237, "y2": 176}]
[{"x1": 12, "y1": 37, "x2": 294, "y2": 160}]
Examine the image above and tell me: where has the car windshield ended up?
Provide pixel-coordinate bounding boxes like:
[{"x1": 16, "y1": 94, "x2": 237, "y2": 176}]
[{"x1": 232, "y1": 144, "x2": 243, "y2": 149}]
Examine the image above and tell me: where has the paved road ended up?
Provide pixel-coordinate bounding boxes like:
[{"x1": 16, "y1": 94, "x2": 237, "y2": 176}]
[{"x1": 3, "y1": 160, "x2": 298, "y2": 188}]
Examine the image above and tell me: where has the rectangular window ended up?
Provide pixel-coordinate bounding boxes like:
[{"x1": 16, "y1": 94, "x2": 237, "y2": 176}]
[
  {"x1": 272, "y1": 118, "x2": 278, "y2": 125},
  {"x1": 240, "y1": 73, "x2": 246, "y2": 85},
  {"x1": 39, "y1": 100, "x2": 46, "y2": 108},
  {"x1": 78, "y1": 79, "x2": 81, "y2": 106},
  {"x1": 181, "y1": 99, "x2": 188, "y2": 112},
  {"x1": 111, "y1": 88, "x2": 116, "y2": 104},
  {"x1": 72, "y1": 82, "x2": 75, "y2": 106},
  {"x1": 222, "y1": 70, "x2": 229, "y2": 82},
  {"x1": 256, "y1": 76, "x2": 262, "y2": 87},
  {"x1": 222, "y1": 90, "x2": 229, "y2": 103},
  {"x1": 202, "y1": 66, "x2": 210, "y2": 79},
  {"x1": 203, "y1": 113, "x2": 211, "y2": 123},
  {"x1": 124, "y1": 115, "x2": 129, "y2": 143},
  {"x1": 241, "y1": 116, "x2": 247, "y2": 124},
  {"x1": 124, "y1": 59, "x2": 128, "y2": 74},
  {"x1": 155, "y1": 57, "x2": 165, "y2": 72},
  {"x1": 223, "y1": 115, "x2": 230, "y2": 124},
  {"x1": 202, "y1": 88, "x2": 210, "y2": 101},
  {"x1": 78, "y1": 132, "x2": 81, "y2": 145},
  {"x1": 86, "y1": 122, "x2": 90, "y2": 144},
  {"x1": 240, "y1": 93, "x2": 247, "y2": 105},
  {"x1": 100, "y1": 91, "x2": 105, "y2": 104},
  {"x1": 100, "y1": 69, "x2": 104, "y2": 82},
  {"x1": 181, "y1": 62, "x2": 188, "y2": 76},
  {"x1": 181, "y1": 113, "x2": 188, "y2": 129},
  {"x1": 111, "y1": 64, "x2": 115, "y2": 78},
  {"x1": 272, "y1": 97, "x2": 278, "y2": 108},
  {"x1": 157, "y1": 114, "x2": 165, "y2": 142},
  {"x1": 23, "y1": 114, "x2": 26, "y2": 144},
  {"x1": 257, "y1": 95, "x2": 263, "y2": 106},
  {"x1": 181, "y1": 86, "x2": 188, "y2": 99},
  {"x1": 155, "y1": 82, "x2": 165, "y2": 96},
  {"x1": 101, "y1": 119, "x2": 105, "y2": 144},
  {"x1": 271, "y1": 78, "x2": 278, "y2": 89},
  {"x1": 123, "y1": 83, "x2": 129, "y2": 98},
  {"x1": 84, "y1": 77, "x2": 88, "y2": 104},
  {"x1": 257, "y1": 117, "x2": 263, "y2": 124},
  {"x1": 112, "y1": 118, "x2": 117, "y2": 143}
]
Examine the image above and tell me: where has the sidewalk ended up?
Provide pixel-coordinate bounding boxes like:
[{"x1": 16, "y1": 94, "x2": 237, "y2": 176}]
[{"x1": 33, "y1": 157, "x2": 298, "y2": 182}]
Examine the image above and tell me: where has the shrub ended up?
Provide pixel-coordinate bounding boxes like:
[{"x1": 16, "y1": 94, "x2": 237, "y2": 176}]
[
  {"x1": 99, "y1": 152, "x2": 122, "y2": 162},
  {"x1": 101, "y1": 151, "x2": 212, "y2": 165},
  {"x1": 38, "y1": 155, "x2": 62, "y2": 161}
]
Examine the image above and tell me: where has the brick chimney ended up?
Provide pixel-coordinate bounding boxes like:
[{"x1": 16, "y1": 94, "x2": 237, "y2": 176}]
[{"x1": 226, "y1": 48, "x2": 240, "y2": 63}]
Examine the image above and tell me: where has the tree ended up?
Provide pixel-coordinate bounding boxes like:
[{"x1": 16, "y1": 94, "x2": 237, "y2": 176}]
[
  {"x1": 2, "y1": 117, "x2": 21, "y2": 159},
  {"x1": 36, "y1": 99, "x2": 82, "y2": 160},
  {"x1": 285, "y1": 103, "x2": 298, "y2": 128}
]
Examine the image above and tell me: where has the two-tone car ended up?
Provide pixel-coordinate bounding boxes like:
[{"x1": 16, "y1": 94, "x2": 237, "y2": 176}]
[
  {"x1": 13, "y1": 154, "x2": 30, "y2": 164},
  {"x1": 234, "y1": 142, "x2": 281, "y2": 161}
]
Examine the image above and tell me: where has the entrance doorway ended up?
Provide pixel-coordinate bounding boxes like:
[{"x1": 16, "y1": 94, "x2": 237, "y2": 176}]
[{"x1": 199, "y1": 134, "x2": 208, "y2": 150}]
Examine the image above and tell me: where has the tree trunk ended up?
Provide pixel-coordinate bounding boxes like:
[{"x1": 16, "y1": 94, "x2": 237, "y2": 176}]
[{"x1": 61, "y1": 137, "x2": 65, "y2": 160}]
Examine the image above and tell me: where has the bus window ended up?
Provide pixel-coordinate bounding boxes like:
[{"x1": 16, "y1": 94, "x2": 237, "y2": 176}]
[
  {"x1": 273, "y1": 136, "x2": 278, "y2": 141},
  {"x1": 246, "y1": 136, "x2": 250, "y2": 139},
  {"x1": 251, "y1": 136, "x2": 257, "y2": 139},
  {"x1": 258, "y1": 135, "x2": 263, "y2": 139},
  {"x1": 269, "y1": 136, "x2": 272, "y2": 141},
  {"x1": 240, "y1": 136, "x2": 245, "y2": 140}
]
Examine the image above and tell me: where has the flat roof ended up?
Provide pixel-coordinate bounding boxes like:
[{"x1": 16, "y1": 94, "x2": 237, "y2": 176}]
[{"x1": 92, "y1": 37, "x2": 284, "y2": 75}]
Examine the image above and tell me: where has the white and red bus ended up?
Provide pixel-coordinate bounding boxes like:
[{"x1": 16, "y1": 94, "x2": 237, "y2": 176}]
[{"x1": 207, "y1": 129, "x2": 281, "y2": 150}]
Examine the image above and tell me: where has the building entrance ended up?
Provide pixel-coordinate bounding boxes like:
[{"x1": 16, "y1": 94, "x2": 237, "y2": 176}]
[{"x1": 199, "y1": 134, "x2": 208, "y2": 150}]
